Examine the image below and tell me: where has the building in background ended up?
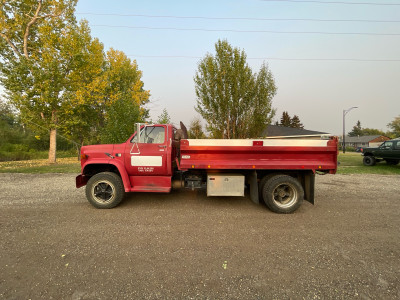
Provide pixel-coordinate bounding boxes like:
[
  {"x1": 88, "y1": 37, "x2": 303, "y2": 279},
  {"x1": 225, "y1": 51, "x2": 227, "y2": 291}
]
[
  {"x1": 341, "y1": 135, "x2": 390, "y2": 148},
  {"x1": 260, "y1": 125, "x2": 329, "y2": 140}
]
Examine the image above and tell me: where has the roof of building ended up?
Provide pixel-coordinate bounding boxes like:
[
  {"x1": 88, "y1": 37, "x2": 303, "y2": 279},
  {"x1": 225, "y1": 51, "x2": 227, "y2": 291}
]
[
  {"x1": 260, "y1": 125, "x2": 329, "y2": 138},
  {"x1": 343, "y1": 135, "x2": 389, "y2": 143}
]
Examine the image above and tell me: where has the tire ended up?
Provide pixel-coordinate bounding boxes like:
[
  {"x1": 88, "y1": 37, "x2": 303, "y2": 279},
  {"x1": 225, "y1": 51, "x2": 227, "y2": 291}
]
[
  {"x1": 85, "y1": 172, "x2": 125, "y2": 209},
  {"x1": 262, "y1": 175, "x2": 304, "y2": 214},
  {"x1": 386, "y1": 159, "x2": 399, "y2": 165},
  {"x1": 258, "y1": 174, "x2": 278, "y2": 199},
  {"x1": 363, "y1": 156, "x2": 376, "y2": 166}
]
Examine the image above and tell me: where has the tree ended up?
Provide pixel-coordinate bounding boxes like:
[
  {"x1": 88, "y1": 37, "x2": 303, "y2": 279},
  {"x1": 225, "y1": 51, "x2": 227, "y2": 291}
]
[
  {"x1": 361, "y1": 128, "x2": 385, "y2": 136},
  {"x1": 0, "y1": 0, "x2": 87, "y2": 163},
  {"x1": 188, "y1": 118, "x2": 206, "y2": 139},
  {"x1": 100, "y1": 98, "x2": 140, "y2": 144},
  {"x1": 277, "y1": 111, "x2": 304, "y2": 128},
  {"x1": 348, "y1": 120, "x2": 388, "y2": 137},
  {"x1": 290, "y1": 115, "x2": 304, "y2": 129},
  {"x1": 100, "y1": 49, "x2": 150, "y2": 144},
  {"x1": 56, "y1": 21, "x2": 106, "y2": 147},
  {"x1": 387, "y1": 115, "x2": 400, "y2": 138},
  {"x1": 194, "y1": 39, "x2": 276, "y2": 139},
  {"x1": 0, "y1": 98, "x2": 15, "y2": 126},
  {"x1": 157, "y1": 108, "x2": 171, "y2": 124},
  {"x1": 348, "y1": 120, "x2": 363, "y2": 137},
  {"x1": 280, "y1": 111, "x2": 292, "y2": 127}
]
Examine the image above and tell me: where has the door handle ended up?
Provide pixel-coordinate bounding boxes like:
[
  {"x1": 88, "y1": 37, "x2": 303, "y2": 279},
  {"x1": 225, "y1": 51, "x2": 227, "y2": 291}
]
[{"x1": 158, "y1": 145, "x2": 166, "y2": 148}]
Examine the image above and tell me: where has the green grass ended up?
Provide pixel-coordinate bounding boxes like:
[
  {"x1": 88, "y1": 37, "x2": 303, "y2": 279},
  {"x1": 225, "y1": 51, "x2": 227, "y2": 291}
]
[
  {"x1": 337, "y1": 152, "x2": 400, "y2": 175},
  {"x1": 1, "y1": 153, "x2": 399, "y2": 175},
  {"x1": 0, "y1": 157, "x2": 81, "y2": 173}
]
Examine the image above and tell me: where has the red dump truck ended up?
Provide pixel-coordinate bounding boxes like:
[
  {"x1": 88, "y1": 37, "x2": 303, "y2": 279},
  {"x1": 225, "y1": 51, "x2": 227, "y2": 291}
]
[{"x1": 76, "y1": 123, "x2": 338, "y2": 213}]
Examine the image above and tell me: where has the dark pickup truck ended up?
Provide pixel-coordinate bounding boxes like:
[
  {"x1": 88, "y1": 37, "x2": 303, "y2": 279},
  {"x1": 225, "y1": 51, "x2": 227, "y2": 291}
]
[{"x1": 362, "y1": 139, "x2": 400, "y2": 166}]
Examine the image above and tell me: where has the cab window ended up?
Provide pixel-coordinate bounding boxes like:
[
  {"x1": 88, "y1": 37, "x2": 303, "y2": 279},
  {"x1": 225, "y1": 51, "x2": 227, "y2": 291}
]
[
  {"x1": 131, "y1": 126, "x2": 165, "y2": 144},
  {"x1": 380, "y1": 141, "x2": 393, "y2": 150}
]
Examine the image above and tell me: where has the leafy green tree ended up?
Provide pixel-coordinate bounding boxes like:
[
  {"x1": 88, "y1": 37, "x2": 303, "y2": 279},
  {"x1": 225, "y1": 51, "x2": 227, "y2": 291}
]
[
  {"x1": 348, "y1": 120, "x2": 389, "y2": 137},
  {"x1": 188, "y1": 118, "x2": 206, "y2": 139},
  {"x1": 0, "y1": 0, "x2": 86, "y2": 163},
  {"x1": 348, "y1": 120, "x2": 363, "y2": 137},
  {"x1": 100, "y1": 98, "x2": 140, "y2": 144},
  {"x1": 387, "y1": 115, "x2": 400, "y2": 138},
  {"x1": 100, "y1": 49, "x2": 150, "y2": 144},
  {"x1": 0, "y1": 98, "x2": 15, "y2": 126},
  {"x1": 157, "y1": 108, "x2": 171, "y2": 124},
  {"x1": 56, "y1": 21, "x2": 105, "y2": 147},
  {"x1": 194, "y1": 39, "x2": 276, "y2": 139},
  {"x1": 0, "y1": 98, "x2": 21, "y2": 146},
  {"x1": 361, "y1": 128, "x2": 385, "y2": 136}
]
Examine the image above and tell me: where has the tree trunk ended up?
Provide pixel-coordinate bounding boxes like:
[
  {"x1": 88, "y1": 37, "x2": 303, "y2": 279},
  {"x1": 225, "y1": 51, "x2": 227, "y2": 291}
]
[{"x1": 48, "y1": 128, "x2": 57, "y2": 164}]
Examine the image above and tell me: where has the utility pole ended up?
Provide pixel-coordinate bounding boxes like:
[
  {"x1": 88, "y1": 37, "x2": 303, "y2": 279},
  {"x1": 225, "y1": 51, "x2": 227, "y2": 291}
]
[{"x1": 342, "y1": 106, "x2": 358, "y2": 153}]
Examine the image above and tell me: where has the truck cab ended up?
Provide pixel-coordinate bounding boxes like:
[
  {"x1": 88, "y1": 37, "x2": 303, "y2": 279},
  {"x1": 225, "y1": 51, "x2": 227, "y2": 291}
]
[{"x1": 362, "y1": 139, "x2": 400, "y2": 166}]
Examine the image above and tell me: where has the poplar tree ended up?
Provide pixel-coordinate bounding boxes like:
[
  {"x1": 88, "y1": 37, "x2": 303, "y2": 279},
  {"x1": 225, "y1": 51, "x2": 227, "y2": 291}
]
[
  {"x1": 194, "y1": 39, "x2": 276, "y2": 139},
  {"x1": 188, "y1": 118, "x2": 206, "y2": 139},
  {"x1": 0, "y1": 0, "x2": 86, "y2": 163},
  {"x1": 387, "y1": 116, "x2": 400, "y2": 138}
]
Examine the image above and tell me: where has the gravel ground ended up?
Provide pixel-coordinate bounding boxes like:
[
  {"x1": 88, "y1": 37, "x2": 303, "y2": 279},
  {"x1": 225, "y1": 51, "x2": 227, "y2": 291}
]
[{"x1": 0, "y1": 173, "x2": 399, "y2": 299}]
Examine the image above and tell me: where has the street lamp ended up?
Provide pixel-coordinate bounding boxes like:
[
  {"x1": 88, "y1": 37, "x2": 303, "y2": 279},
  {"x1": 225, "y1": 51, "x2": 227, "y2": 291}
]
[{"x1": 342, "y1": 106, "x2": 358, "y2": 153}]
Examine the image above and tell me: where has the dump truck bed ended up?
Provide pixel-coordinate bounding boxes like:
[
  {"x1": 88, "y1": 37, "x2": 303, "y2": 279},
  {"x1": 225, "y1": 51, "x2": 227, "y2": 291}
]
[{"x1": 179, "y1": 138, "x2": 338, "y2": 173}]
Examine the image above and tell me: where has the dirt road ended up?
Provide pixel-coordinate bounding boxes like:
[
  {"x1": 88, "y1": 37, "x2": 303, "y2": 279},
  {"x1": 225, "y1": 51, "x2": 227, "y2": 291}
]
[{"x1": 0, "y1": 173, "x2": 399, "y2": 299}]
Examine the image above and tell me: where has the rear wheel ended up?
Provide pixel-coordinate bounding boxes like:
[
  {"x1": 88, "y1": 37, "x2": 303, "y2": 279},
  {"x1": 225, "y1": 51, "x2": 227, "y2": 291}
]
[
  {"x1": 85, "y1": 172, "x2": 125, "y2": 208},
  {"x1": 363, "y1": 156, "x2": 376, "y2": 166},
  {"x1": 262, "y1": 175, "x2": 304, "y2": 214}
]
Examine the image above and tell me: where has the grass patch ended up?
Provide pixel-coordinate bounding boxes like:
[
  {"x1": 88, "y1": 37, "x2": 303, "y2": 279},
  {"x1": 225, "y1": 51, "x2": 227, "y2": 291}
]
[
  {"x1": 337, "y1": 152, "x2": 400, "y2": 175},
  {"x1": 1, "y1": 152, "x2": 399, "y2": 175},
  {"x1": 0, "y1": 157, "x2": 81, "y2": 174}
]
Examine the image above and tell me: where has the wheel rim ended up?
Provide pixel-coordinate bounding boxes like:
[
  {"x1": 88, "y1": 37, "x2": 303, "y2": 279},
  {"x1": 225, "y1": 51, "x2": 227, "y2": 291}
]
[
  {"x1": 365, "y1": 157, "x2": 371, "y2": 164},
  {"x1": 91, "y1": 180, "x2": 115, "y2": 204},
  {"x1": 271, "y1": 183, "x2": 298, "y2": 208}
]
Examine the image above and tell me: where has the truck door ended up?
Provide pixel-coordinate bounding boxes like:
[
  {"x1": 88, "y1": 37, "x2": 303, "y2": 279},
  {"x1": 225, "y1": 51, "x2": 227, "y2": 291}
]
[
  {"x1": 376, "y1": 141, "x2": 393, "y2": 159},
  {"x1": 125, "y1": 125, "x2": 170, "y2": 176},
  {"x1": 393, "y1": 141, "x2": 400, "y2": 159}
]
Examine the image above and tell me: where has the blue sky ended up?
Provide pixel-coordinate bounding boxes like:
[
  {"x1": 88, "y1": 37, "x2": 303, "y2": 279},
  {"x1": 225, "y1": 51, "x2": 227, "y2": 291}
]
[{"x1": 75, "y1": 0, "x2": 400, "y2": 135}]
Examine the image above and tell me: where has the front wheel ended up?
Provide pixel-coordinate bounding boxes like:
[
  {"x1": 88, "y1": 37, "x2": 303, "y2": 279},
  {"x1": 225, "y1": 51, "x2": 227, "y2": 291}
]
[
  {"x1": 85, "y1": 172, "x2": 125, "y2": 208},
  {"x1": 262, "y1": 175, "x2": 304, "y2": 214},
  {"x1": 363, "y1": 156, "x2": 376, "y2": 166}
]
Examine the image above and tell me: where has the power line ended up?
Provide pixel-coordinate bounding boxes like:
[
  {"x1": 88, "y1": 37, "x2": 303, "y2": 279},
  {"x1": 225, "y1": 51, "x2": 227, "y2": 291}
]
[
  {"x1": 127, "y1": 54, "x2": 400, "y2": 62},
  {"x1": 260, "y1": 0, "x2": 400, "y2": 6},
  {"x1": 91, "y1": 24, "x2": 400, "y2": 36},
  {"x1": 76, "y1": 12, "x2": 400, "y2": 23}
]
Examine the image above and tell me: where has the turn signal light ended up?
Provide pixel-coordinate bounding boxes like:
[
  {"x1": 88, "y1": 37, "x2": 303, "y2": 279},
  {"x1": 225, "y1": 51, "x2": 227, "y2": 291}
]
[{"x1": 80, "y1": 154, "x2": 88, "y2": 160}]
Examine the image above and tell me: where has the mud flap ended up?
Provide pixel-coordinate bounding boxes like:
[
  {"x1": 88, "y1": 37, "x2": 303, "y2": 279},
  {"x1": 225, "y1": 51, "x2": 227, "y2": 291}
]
[
  {"x1": 303, "y1": 172, "x2": 315, "y2": 205},
  {"x1": 76, "y1": 174, "x2": 88, "y2": 188},
  {"x1": 249, "y1": 170, "x2": 259, "y2": 204}
]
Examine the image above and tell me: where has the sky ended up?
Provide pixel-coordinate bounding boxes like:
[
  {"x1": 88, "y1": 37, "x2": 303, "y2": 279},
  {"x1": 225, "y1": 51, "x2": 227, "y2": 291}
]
[{"x1": 72, "y1": 0, "x2": 399, "y2": 135}]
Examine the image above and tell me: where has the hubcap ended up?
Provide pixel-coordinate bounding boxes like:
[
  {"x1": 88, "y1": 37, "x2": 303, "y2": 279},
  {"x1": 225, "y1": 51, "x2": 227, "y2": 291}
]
[
  {"x1": 272, "y1": 183, "x2": 298, "y2": 208},
  {"x1": 92, "y1": 180, "x2": 115, "y2": 203}
]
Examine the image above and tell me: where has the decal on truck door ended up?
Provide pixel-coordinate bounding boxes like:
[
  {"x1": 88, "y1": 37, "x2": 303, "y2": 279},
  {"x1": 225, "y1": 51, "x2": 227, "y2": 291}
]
[{"x1": 131, "y1": 156, "x2": 163, "y2": 167}]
